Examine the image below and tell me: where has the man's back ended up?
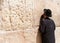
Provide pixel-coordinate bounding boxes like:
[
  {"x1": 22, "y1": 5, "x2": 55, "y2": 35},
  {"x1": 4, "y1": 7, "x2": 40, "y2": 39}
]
[{"x1": 42, "y1": 18, "x2": 56, "y2": 43}]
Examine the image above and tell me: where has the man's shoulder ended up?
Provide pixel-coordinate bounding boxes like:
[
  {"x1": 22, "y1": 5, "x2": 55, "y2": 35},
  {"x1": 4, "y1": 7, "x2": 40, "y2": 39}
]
[
  {"x1": 43, "y1": 18, "x2": 54, "y2": 24},
  {"x1": 44, "y1": 18, "x2": 54, "y2": 21}
]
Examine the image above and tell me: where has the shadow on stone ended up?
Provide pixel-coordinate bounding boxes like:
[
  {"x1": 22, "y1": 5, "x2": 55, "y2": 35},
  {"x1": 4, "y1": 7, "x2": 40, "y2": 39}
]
[{"x1": 36, "y1": 29, "x2": 42, "y2": 43}]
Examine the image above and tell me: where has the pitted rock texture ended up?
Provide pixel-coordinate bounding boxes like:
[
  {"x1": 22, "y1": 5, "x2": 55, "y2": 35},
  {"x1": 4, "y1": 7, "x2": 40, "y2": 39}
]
[
  {"x1": 0, "y1": 0, "x2": 33, "y2": 30},
  {"x1": 0, "y1": 0, "x2": 44, "y2": 31},
  {"x1": 0, "y1": 0, "x2": 44, "y2": 43},
  {"x1": 0, "y1": 0, "x2": 60, "y2": 43}
]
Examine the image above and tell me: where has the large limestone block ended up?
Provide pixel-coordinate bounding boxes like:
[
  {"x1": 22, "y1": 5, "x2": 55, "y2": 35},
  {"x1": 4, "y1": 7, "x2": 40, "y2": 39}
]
[
  {"x1": 0, "y1": 0, "x2": 44, "y2": 43},
  {"x1": 55, "y1": 27, "x2": 60, "y2": 43},
  {"x1": 0, "y1": 30, "x2": 24, "y2": 43},
  {"x1": 0, "y1": 0, "x2": 44, "y2": 30}
]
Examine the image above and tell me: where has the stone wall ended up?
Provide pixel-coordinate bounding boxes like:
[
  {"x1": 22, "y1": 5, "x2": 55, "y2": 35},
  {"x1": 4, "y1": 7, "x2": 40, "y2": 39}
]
[
  {"x1": 0, "y1": 0, "x2": 60, "y2": 43},
  {"x1": 0, "y1": 0, "x2": 44, "y2": 30},
  {"x1": 0, "y1": 0, "x2": 44, "y2": 43}
]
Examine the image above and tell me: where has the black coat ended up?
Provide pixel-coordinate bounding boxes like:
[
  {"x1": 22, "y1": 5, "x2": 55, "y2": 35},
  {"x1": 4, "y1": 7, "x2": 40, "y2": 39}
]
[{"x1": 39, "y1": 18, "x2": 56, "y2": 43}]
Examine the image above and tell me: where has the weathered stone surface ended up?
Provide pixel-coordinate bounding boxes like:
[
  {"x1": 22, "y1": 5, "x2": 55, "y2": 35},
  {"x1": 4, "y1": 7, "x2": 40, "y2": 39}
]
[
  {"x1": 0, "y1": 0, "x2": 60, "y2": 43},
  {"x1": 0, "y1": 0, "x2": 44, "y2": 43},
  {"x1": 0, "y1": 27, "x2": 59, "y2": 43}
]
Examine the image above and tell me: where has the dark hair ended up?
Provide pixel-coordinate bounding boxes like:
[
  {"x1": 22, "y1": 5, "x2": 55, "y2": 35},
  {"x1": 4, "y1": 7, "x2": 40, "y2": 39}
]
[
  {"x1": 40, "y1": 15, "x2": 44, "y2": 25},
  {"x1": 40, "y1": 9, "x2": 52, "y2": 25},
  {"x1": 44, "y1": 9, "x2": 52, "y2": 17}
]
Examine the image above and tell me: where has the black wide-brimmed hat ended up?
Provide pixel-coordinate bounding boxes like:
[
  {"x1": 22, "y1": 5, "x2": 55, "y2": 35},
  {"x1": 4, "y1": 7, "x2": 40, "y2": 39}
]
[{"x1": 44, "y1": 9, "x2": 52, "y2": 17}]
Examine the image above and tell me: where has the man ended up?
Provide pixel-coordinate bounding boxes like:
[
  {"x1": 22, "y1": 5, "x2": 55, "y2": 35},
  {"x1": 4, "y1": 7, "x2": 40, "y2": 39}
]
[{"x1": 39, "y1": 9, "x2": 56, "y2": 43}]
